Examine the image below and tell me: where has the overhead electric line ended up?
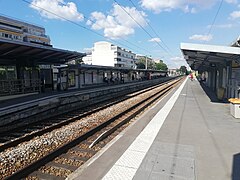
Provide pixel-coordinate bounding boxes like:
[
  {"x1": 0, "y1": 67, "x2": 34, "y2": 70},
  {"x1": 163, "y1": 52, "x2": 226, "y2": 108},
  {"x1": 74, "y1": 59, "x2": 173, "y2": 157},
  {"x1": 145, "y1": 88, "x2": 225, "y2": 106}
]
[
  {"x1": 207, "y1": 0, "x2": 224, "y2": 36},
  {"x1": 112, "y1": 0, "x2": 169, "y2": 54},
  {"x1": 112, "y1": 0, "x2": 174, "y2": 58},
  {"x1": 55, "y1": 0, "x2": 153, "y2": 54},
  {"x1": 21, "y1": 0, "x2": 153, "y2": 55},
  {"x1": 128, "y1": 0, "x2": 174, "y2": 56}
]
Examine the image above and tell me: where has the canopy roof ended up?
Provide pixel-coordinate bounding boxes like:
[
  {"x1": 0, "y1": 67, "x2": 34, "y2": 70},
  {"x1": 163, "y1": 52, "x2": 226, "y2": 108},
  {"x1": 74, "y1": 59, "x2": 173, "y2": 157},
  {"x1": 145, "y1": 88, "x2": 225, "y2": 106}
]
[
  {"x1": 181, "y1": 43, "x2": 240, "y2": 70},
  {"x1": 0, "y1": 39, "x2": 85, "y2": 65}
]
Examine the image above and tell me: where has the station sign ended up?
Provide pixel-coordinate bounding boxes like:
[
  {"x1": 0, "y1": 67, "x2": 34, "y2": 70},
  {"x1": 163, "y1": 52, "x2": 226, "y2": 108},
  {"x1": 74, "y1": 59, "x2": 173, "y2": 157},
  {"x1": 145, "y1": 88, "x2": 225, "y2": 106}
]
[{"x1": 39, "y1": 64, "x2": 53, "y2": 69}]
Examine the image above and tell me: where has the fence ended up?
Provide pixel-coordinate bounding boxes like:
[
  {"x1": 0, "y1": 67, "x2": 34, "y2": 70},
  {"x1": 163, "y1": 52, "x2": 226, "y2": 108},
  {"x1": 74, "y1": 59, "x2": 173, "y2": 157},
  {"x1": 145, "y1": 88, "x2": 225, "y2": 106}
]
[{"x1": 0, "y1": 79, "x2": 41, "y2": 96}]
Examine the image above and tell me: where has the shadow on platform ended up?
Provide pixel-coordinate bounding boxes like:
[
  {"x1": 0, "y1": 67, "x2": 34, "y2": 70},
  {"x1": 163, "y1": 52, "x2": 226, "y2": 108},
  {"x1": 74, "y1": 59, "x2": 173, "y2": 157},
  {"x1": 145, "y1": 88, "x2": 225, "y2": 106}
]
[
  {"x1": 199, "y1": 82, "x2": 228, "y2": 103},
  {"x1": 232, "y1": 153, "x2": 240, "y2": 180}
]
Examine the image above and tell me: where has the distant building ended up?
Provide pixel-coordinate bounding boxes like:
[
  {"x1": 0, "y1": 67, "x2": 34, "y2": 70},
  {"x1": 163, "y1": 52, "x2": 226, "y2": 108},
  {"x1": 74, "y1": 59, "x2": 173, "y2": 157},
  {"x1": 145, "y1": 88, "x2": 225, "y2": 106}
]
[
  {"x1": 135, "y1": 55, "x2": 153, "y2": 63},
  {"x1": 0, "y1": 15, "x2": 51, "y2": 46},
  {"x1": 83, "y1": 41, "x2": 136, "y2": 69},
  {"x1": 168, "y1": 69, "x2": 179, "y2": 77},
  {"x1": 135, "y1": 55, "x2": 156, "y2": 69},
  {"x1": 82, "y1": 54, "x2": 93, "y2": 65}
]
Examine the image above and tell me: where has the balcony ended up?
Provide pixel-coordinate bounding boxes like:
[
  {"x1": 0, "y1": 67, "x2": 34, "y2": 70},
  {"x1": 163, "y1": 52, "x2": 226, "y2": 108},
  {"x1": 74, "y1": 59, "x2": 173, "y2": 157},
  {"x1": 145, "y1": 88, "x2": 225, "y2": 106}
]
[{"x1": 23, "y1": 29, "x2": 50, "y2": 39}]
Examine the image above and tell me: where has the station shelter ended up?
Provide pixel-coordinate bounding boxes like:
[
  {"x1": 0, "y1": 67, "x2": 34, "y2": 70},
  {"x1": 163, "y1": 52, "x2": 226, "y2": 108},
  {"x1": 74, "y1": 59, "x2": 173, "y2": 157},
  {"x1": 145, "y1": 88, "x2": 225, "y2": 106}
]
[
  {"x1": 54, "y1": 64, "x2": 167, "y2": 91},
  {"x1": 0, "y1": 39, "x2": 84, "y2": 96},
  {"x1": 181, "y1": 43, "x2": 240, "y2": 100}
]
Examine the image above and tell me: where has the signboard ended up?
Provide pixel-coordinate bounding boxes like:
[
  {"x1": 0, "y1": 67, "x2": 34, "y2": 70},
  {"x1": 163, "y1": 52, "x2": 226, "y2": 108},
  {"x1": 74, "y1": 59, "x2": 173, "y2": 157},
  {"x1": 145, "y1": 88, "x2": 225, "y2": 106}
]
[{"x1": 39, "y1": 65, "x2": 53, "y2": 69}]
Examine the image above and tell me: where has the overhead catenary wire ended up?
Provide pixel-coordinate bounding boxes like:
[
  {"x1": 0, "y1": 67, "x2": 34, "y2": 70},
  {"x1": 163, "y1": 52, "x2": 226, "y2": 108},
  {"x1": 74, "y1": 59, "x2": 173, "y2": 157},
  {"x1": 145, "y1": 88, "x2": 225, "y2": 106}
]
[
  {"x1": 112, "y1": 0, "x2": 174, "y2": 58},
  {"x1": 56, "y1": 0, "x2": 153, "y2": 55},
  {"x1": 21, "y1": 0, "x2": 153, "y2": 55},
  {"x1": 128, "y1": 0, "x2": 175, "y2": 56},
  {"x1": 207, "y1": 0, "x2": 224, "y2": 36}
]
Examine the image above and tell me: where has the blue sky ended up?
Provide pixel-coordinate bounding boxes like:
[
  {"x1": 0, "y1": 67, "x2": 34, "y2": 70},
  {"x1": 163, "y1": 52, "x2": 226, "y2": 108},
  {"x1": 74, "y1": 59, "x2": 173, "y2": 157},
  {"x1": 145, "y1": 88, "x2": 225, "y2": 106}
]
[{"x1": 0, "y1": 0, "x2": 240, "y2": 68}]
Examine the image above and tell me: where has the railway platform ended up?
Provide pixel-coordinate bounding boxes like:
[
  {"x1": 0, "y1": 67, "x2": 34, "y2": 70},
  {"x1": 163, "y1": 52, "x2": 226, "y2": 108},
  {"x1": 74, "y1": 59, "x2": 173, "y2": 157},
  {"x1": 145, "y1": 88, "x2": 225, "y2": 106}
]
[
  {"x1": 67, "y1": 78, "x2": 240, "y2": 180},
  {"x1": 0, "y1": 79, "x2": 173, "y2": 130}
]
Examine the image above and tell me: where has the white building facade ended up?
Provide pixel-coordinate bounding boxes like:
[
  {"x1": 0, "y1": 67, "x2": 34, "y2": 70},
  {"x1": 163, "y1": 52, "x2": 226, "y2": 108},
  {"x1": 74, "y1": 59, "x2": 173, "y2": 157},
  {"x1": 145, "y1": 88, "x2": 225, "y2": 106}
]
[
  {"x1": 83, "y1": 41, "x2": 136, "y2": 69},
  {"x1": 82, "y1": 54, "x2": 92, "y2": 65}
]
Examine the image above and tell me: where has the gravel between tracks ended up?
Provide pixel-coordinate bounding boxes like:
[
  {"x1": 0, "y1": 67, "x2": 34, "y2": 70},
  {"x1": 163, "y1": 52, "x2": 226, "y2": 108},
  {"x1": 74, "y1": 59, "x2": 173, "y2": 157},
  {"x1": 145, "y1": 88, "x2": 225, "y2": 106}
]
[{"x1": 0, "y1": 84, "x2": 167, "y2": 178}]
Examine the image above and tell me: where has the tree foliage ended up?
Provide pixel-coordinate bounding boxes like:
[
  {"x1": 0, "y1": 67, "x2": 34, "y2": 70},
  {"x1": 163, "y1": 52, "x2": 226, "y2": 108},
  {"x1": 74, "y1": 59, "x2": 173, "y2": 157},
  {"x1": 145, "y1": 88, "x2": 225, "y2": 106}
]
[
  {"x1": 136, "y1": 57, "x2": 146, "y2": 69},
  {"x1": 179, "y1": 66, "x2": 187, "y2": 74},
  {"x1": 75, "y1": 57, "x2": 83, "y2": 64},
  {"x1": 136, "y1": 62, "x2": 145, "y2": 69},
  {"x1": 136, "y1": 57, "x2": 168, "y2": 70},
  {"x1": 155, "y1": 61, "x2": 168, "y2": 71}
]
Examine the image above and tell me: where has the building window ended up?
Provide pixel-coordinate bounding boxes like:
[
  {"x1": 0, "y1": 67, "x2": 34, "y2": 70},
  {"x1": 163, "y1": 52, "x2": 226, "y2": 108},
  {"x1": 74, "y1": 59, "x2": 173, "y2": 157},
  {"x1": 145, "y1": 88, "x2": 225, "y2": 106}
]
[
  {"x1": 117, "y1": 52, "x2": 121, "y2": 56},
  {"x1": 114, "y1": 64, "x2": 122, "y2": 67},
  {"x1": 114, "y1": 58, "x2": 121, "y2": 61}
]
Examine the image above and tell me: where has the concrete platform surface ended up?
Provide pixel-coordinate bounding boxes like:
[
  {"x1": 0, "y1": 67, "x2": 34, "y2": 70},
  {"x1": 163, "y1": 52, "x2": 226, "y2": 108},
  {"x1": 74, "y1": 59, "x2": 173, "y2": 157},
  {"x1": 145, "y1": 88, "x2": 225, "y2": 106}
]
[{"x1": 67, "y1": 78, "x2": 240, "y2": 180}]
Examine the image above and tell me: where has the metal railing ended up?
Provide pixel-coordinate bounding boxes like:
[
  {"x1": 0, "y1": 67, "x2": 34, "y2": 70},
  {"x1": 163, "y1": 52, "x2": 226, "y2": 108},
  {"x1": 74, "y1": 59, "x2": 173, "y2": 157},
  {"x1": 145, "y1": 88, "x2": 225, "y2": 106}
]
[{"x1": 0, "y1": 79, "x2": 41, "y2": 96}]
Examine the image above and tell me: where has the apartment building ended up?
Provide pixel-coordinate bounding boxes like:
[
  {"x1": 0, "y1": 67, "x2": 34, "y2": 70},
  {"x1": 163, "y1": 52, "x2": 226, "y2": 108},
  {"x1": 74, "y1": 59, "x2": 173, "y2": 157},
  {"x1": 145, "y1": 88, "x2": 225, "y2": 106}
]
[
  {"x1": 135, "y1": 54, "x2": 156, "y2": 69},
  {"x1": 83, "y1": 41, "x2": 136, "y2": 69},
  {"x1": 0, "y1": 15, "x2": 51, "y2": 46}
]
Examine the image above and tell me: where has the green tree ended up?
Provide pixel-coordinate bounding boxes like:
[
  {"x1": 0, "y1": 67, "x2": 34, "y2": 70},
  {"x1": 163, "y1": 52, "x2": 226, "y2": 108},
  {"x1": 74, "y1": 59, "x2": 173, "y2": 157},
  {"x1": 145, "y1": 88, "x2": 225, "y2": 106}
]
[
  {"x1": 136, "y1": 62, "x2": 145, "y2": 69},
  {"x1": 136, "y1": 57, "x2": 146, "y2": 69},
  {"x1": 148, "y1": 60, "x2": 156, "y2": 70},
  {"x1": 179, "y1": 66, "x2": 187, "y2": 75},
  {"x1": 136, "y1": 56, "x2": 157, "y2": 70},
  {"x1": 155, "y1": 61, "x2": 168, "y2": 71},
  {"x1": 75, "y1": 57, "x2": 83, "y2": 64}
]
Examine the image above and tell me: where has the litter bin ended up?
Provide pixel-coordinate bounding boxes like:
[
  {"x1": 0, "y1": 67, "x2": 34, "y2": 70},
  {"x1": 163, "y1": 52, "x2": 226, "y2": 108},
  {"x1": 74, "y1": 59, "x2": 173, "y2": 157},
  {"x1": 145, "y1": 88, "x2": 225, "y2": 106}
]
[{"x1": 229, "y1": 98, "x2": 240, "y2": 118}]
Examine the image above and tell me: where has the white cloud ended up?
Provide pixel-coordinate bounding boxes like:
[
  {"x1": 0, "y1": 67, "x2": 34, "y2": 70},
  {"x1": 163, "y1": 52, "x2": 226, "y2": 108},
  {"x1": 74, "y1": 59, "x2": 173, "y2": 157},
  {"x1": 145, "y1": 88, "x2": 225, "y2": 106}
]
[
  {"x1": 140, "y1": 0, "x2": 236, "y2": 13},
  {"x1": 149, "y1": 37, "x2": 161, "y2": 42},
  {"x1": 30, "y1": 0, "x2": 84, "y2": 21},
  {"x1": 189, "y1": 34, "x2": 213, "y2": 41},
  {"x1": 230, "y1": 11, "x2": 240, "y2": 19},
  {"x1": 83, "y1": 47, "x2": 93, "y2": 53},
  {"x1": 225, "y1": 0, "x2": 238, "y2": 4},
  {"x1": 207, "y1": 23, "x2": 234, "y2": 28},
  {"x1": 87, "y1": 4, "x2": 147, "y2": 39},
  {"x1": 168, "y1": 56, "x2": 189, "y2": 69}
]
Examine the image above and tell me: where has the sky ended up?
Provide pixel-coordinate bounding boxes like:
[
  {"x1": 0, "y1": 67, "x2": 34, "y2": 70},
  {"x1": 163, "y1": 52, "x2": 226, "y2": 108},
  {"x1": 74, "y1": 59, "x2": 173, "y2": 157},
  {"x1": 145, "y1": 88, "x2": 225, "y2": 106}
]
[{"x1": 0, "y1": 0, "x2": 240, "y2": 68}]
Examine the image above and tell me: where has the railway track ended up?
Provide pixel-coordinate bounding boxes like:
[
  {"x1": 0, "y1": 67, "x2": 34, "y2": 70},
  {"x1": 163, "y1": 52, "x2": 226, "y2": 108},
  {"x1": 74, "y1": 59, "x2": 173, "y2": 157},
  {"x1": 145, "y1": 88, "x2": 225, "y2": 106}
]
[
  {"x1": 1, "y1": 77, "x2": 184, "y2": 179},
  {"x1": 0, "y1": 78, "x2": 174, "y2": 152}
]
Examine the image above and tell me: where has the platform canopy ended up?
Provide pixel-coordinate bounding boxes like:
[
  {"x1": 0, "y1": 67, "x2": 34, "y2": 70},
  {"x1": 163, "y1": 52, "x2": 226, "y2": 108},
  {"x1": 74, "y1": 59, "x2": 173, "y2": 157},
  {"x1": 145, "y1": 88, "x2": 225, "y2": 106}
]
[
  {"x1": 181, "y1": 43, "x2": 240, "y2": 70},
  {"x1": 0, "y1": 39, "x2": 85, "y2": 65}
]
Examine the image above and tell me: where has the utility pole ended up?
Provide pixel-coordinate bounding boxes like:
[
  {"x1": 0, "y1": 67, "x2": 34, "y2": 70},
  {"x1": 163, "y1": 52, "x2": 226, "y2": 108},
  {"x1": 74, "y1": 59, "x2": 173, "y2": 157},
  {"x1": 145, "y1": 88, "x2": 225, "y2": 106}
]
[{"x1": 145, "y1": 56, "x2": 147, "y2": 70}]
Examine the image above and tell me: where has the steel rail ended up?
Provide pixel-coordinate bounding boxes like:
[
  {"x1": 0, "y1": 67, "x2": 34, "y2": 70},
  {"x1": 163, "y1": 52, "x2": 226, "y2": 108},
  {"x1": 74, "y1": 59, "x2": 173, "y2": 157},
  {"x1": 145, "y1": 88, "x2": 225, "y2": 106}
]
[
  {"x1": 0, "y1": 78, "x2": 174, "y2": 152},
  {"x1": 4, "y1": 78, "x2": 183, "y2": 180}
]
